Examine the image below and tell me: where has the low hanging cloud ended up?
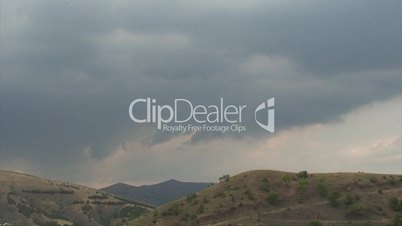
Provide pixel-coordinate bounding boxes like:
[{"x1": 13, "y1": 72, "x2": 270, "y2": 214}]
[{"x1": 37, "y1": 95, "x2": 399, "y2": 188}]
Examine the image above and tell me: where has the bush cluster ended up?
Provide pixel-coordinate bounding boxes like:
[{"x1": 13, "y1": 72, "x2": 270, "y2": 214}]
[
  {"x1": 328, "y1": 191, "x2": 341, "y2": 207},
  {"x1": 266, "y1": 191, "x2": 280, "y2": 205},
  {"x1": 297, "y1": 171, "x2": 308, "y2": 179},
  {"x1": 317, "y1": 180, "x2": 328, "y2": 198},
  {"x1": 390, "y1": 197, "x2": 402, "y2": 212}
]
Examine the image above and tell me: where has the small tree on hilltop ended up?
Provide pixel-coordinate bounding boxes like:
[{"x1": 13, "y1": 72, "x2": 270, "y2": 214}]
[
  {"x1": 219, "y1": 175, "x2": 230, "y2": 183},
  {"x1": 297, "y1": 171, "x2": 308, "y2": 179}
]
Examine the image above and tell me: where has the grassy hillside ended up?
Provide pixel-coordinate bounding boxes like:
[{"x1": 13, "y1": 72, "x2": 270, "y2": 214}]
[
  {"x1": 101, "y1": 179, "x2": 211, "y2": 206},
  {"x1": 0, "y1": 170, "x2": 153, "y2": 226},
  {"x1": 131, "y1": 170, "x2": 402, "y2": 226}
]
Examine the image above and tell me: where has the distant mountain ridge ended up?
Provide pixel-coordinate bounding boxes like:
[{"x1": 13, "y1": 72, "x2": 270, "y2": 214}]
[{"x1": 101, "y1": 179, "x2": 211, "y2": 206}]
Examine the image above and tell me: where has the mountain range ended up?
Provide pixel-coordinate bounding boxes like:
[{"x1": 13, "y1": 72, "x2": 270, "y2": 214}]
[{"x1": 101, "y1": 179, "x2": 211, "y2": 206}]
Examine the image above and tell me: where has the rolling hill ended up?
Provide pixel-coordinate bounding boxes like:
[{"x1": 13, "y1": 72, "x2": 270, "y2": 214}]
[
  {"x1": 0, "y1": 170, "x2": 153, "y2": 226},
  {"x1": 101, "y1": 179, "x2": 211, "y2": 206},
  {"x1": 131, "y1": 170, "x2": 402, "y2": 226}
]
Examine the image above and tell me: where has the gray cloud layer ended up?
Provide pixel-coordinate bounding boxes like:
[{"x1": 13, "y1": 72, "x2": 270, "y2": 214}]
[{"x1": 0, "y1": 0, "x2": 401, "y2": 182}]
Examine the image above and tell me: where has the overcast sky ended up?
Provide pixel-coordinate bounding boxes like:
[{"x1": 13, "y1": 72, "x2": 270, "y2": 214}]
[{"x1": 0, "y1": 0, "x2": 401, "y2": 187}]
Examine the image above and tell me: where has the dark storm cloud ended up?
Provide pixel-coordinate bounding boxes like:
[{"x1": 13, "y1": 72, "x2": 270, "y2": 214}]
[{"x1": 0, "y1": 0, "x2": 401, "y2": 178}]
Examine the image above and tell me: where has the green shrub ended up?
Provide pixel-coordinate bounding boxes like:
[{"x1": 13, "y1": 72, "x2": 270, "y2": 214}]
[
  {"x1": 100, "y1": 215, "x2": 112, "y2": 226},
  {"x1": 203, "y1": 195, "x2": 209, "y2": 203},
  {"x1": 317, "y1": 180, "x2": 328, "y2": 198},
  {"x1": 118, "y1": 206, "x2": 146, "y2": 219},
  {"x1": 298, "y1": 179, "x2": 308, "y2": 193},
  {"x1": 282, "y1": 175, "x2": 291, "y2": 185},
  {"x1": 369, "y1": 176, "x2": 378, "y2": 183},
  {"x1": 297, "y1": 171, "x2": 308, "y2": 179},
  {"x1": 230, "y1": 193, "x2": 235, "y2": 202},
  {"x1": 164, "y1": 203, "x2": 181, "y2": 216},
  {"x1": 244, "y1": 189, "x2": 255, "y2": 200},
  {"x1": 152, "y1": 210, "x2": 158, "y2": 224},
  {"x1": 393, "y1": 213, "x2": 402, "y2": 226},
  {"x1": 266, "y1": 191, "x2": 280, "y2": 205},
  {"x1": 17, "y1": 204, "x2": 35, "y2": 218},
  {"x1": 7, "y1": 193, "x2": 16, "y2": 205},
  {"x1": 81, "y1": 204, "x2": 94, "y2": 216},
  {"x1": 344, "y1": 194, "x2": 360, "y2": 206},
  {"x1": 180, "y1": 213, "x2": 189, "y2": 221},
  {"x1": 308, "y1": 220, "x2": 323, "y2": 226},
  {"x1": 186, "y1": 193, "x2": 197, "y2": 202},
  {"x1": 260, "y1": 180, "x2": 270, "y2": 192},
  {"x1": 328, "y1": 191, "x2": 341, "y2": 207},
  {"x1": 388, "y1": 177, "x2": 397, "y2": 186},
  {"x1": 346, "y1": 202, "x2": 367, "y2": 217},
  {"x1": 344, "y1": 194, "x2": 353, "y2": 206},
  {"x1": 298, "y1": 195, "x2": 304, "y2": 204},
  {"x1": 390, "y1": 197, "x2": 402, "y2": 211},
  {"x1": 197, "y1": 204, "x2": 204, "y2": 213},
  {"x1": 376, "y1": 205, "x2": 383, "y2": 212},
  {"x1": 88, "y1": 194, "x2": 108, "y2": 199}
]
